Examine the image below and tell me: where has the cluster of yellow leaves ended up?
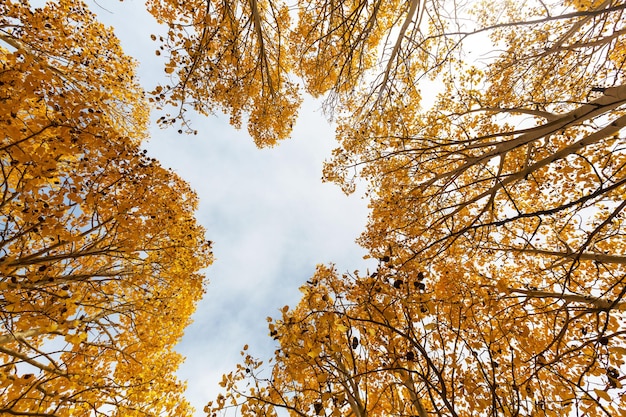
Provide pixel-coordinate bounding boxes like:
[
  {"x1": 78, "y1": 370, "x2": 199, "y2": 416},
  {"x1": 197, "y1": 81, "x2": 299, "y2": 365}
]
[
  {"x1": 0, "y1": 1, "x2": 212, "y2": 416},
  {"x1": 206, "y1": 0, "x2": 626, "y2": 416},
  {"x1": 291, "y1": 0, "x2": 403, "y2": 97},
  {"x1": 145, "y1": 0, "x2": 300, "y2": 146}
]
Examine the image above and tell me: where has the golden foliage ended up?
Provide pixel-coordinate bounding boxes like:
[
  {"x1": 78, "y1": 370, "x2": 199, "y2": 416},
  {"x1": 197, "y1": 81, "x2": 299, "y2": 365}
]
[
  {"x1": 0, "y1": 1, "x2": 212, "y2": 415},
  {"x1": 209, "y1": 262, "x2": 626, "y2": 416},
  {"x1": 5, "y1": 0, "x2": 625, "y2": 414},
  {"x1": 146, "y1": 0, "x2": 300, "y2": 146}
]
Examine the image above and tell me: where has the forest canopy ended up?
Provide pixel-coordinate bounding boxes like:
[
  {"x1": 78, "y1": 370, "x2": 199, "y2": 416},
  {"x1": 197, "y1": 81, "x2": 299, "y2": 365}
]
[{"x1": 2, "y1": 0, "x2": 626, "y2": 416}]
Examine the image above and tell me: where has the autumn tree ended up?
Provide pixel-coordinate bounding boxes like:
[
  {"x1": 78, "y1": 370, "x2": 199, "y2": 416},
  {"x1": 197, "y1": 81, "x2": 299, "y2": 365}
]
[
  {"x1": 1, "y1": 1, "x2": 211, "y2": 415},
  {"x1": 208, "y1": 260, "x2": 625, "y2": 417},
  {"x1": 324, "y1": 4, "x2": 626, "y2": 408}
]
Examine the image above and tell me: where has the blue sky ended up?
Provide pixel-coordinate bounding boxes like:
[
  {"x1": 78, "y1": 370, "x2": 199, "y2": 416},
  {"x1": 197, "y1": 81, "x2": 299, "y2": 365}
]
[{"x1": 89, "y1": 1, "x2": 373, "y2": 414}]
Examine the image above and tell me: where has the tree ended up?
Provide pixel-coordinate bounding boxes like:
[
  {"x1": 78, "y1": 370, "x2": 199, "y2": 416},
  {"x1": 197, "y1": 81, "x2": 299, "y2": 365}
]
[
  {"x1": 1, "y1": 1, "x2": 212, "y2": 415},
  {"x1": 203, "y1": 0, "x2": 626, "y2": 415},
  {"x1": 209, "y1": 262, "x2": 626, "y2": 417},
  {"x1": 324, "y1": 5, "x2": 626, "y2": 407}
]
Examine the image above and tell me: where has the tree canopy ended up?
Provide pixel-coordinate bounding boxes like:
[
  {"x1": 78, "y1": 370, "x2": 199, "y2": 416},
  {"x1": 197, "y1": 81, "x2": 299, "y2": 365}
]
[{"x1": 1, "y1": 1, "x2": 211, "y2": 415}]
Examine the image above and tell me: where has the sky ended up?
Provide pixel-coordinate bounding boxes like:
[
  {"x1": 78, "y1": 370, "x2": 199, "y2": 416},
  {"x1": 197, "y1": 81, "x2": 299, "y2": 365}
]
[{"x1": 88, "y1": 1, "x2": 374, "y2": 414}]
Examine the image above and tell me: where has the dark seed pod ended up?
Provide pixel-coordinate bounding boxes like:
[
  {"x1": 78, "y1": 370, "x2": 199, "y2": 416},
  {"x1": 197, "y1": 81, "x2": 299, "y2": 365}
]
[{"x1": 352, "y1": 337, "x2": 359, "y2": 349}]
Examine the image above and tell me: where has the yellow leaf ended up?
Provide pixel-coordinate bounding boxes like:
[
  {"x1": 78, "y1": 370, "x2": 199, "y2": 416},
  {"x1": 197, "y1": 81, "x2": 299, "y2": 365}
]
[
  {"x1": 423, "y1": 323, "x2": 437, "y2": 332},
  {"x1": 595, "y1": 389, "x2": 612, "y2": 402}
]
